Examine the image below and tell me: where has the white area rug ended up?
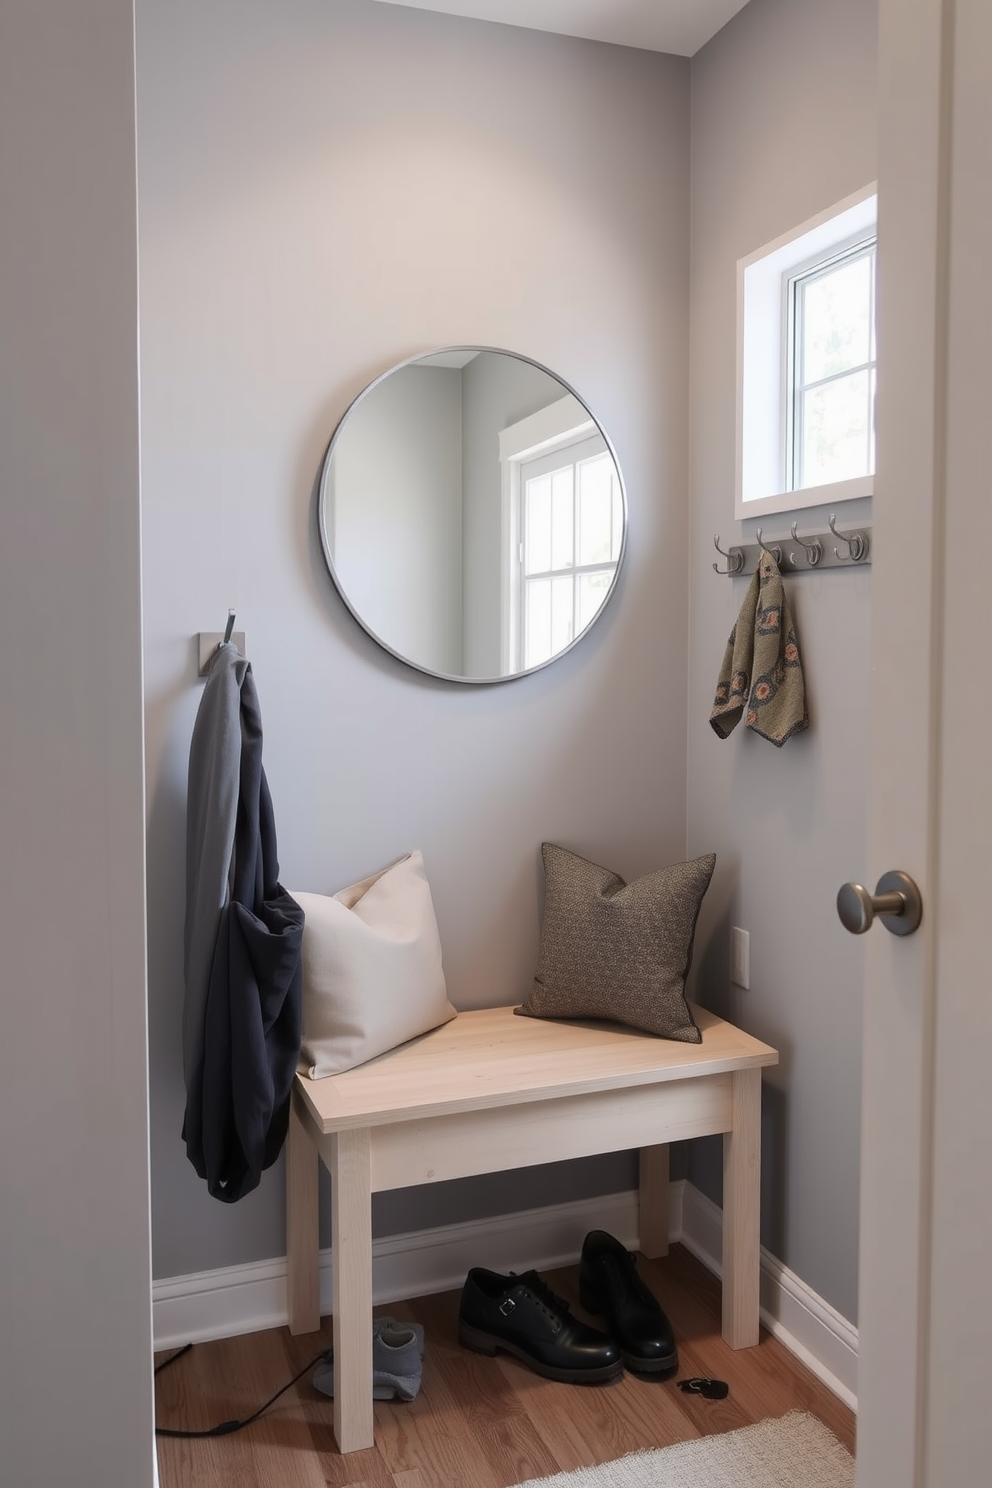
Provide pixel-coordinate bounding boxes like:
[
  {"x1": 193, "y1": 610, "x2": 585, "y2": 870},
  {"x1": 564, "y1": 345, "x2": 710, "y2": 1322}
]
[{"x1": 510, "y1": 1411, "x2": 854, "y2": 1488}]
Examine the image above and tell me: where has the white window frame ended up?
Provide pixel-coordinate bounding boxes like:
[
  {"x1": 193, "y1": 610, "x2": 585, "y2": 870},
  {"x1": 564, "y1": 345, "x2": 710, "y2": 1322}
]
[{"x1": 736, "y1": 183, "x2": 878, "y2": 520}]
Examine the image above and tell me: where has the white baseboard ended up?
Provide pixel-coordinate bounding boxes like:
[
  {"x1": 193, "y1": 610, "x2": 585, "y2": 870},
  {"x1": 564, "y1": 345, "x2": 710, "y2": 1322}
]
[
  {"x1": 677, "y1": 1181, "x2": 858, "y2": 1410},
  {"x1": 152, "y1": 1180, "x2": 857, "y2": 1409},
  {"x1": 152, "y1": 1189, "x2": 640, "y2": 1352}
]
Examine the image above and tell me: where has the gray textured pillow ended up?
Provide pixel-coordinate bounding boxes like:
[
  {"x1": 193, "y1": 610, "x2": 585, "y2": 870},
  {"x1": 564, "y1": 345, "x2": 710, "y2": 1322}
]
[{"x1": 516, "y1": 843, "x2": 716, "y2": 1044}]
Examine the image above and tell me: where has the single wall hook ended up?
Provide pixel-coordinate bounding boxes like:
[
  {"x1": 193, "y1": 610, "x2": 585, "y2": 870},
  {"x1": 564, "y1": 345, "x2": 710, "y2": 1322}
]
[
  {"x1": 712, "y1": 534, "x2": 745, "y2": 575},
  {"x1": 197, "y1": 613, "x2": 246, "y2": 676},
  {"x1": 828, "y1": 513, "x2": 869, "y2": 562},
  {"x1": 789, "y1": 522, "x2": 823, "y2": 567},
  {"x1": 755, "y1": 528, "x2": 782, "y2": 564}
]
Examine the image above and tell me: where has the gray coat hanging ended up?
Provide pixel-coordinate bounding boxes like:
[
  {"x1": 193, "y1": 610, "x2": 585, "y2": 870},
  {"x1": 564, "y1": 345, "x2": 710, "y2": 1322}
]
[{"x1": 183, "y1": 642, "x2": 304, "y2": 1202}]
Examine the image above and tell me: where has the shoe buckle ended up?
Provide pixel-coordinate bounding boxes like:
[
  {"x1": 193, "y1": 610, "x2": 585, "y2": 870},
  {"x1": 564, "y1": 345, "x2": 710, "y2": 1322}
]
[{"x1": 499, "y1": 1297, "x2": 516, "y2": 1317}]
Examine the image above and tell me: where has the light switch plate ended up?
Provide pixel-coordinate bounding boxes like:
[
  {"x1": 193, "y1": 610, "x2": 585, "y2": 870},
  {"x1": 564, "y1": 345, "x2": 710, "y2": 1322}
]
[{"x1": 731, "y1": 926, "x2": 750, "y2": 989}]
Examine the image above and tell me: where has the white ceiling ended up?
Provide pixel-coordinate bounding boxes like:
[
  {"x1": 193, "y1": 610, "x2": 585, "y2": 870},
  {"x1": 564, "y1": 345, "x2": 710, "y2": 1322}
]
[{"x1": 372, "y1": 0, "x2": 751, "y2": 57}]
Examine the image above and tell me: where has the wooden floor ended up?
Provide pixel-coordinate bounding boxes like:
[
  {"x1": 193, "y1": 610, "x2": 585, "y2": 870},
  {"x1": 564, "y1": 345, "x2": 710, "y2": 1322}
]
[{"x1": 154, "y1": 1244, "x2": 855, "y2": 1487}]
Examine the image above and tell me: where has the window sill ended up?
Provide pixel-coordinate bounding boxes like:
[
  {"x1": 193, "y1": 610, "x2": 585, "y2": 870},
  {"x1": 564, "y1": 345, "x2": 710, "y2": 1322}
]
[{"x1": 735, "y1": 473, "x2": 873, "y2": 522}]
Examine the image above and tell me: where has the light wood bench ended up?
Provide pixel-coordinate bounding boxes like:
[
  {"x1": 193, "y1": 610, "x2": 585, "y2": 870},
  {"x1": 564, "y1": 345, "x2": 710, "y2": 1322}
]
[{"x1": 286, "y1": 1003, "x2": 778, "y2": 1454}]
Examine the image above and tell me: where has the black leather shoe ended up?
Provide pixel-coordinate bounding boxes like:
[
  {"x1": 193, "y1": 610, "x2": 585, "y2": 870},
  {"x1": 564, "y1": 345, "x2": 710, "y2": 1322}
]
[
  {"x1": 579, "y1": 1230, "x2": 678, "y2": 1374},
  {"x1": 458, "y1": 1267, "x2": 623, "y2": 1384}
]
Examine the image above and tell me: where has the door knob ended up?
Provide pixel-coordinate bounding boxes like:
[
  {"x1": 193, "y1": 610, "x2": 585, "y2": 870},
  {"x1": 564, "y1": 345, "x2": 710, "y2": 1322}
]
[{"x1": 837, "y1": 870, "x2": 923, "y2": 936}]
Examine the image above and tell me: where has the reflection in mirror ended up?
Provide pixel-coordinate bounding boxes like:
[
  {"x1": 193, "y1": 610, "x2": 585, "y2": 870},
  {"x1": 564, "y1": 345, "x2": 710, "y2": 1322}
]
[{"x1": 318, "y1": 348, "x2": 627, "y2": 682}]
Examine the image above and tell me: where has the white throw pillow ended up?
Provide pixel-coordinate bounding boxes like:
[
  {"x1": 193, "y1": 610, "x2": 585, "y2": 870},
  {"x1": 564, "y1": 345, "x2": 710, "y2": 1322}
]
[{"x1": 292, "y1": 850, "x2": 456, "y2": 1078}]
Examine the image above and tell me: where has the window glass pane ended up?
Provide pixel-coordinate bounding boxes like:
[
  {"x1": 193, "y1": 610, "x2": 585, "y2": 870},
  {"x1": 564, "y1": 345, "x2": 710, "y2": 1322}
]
[
  {"x1": 524, "y1": 475, "x2": 551, "y2": 575},
  {"x1": 551, "y1": 574, "x2": 573, "y2": 654},
  {"x1": 525, "y1": 575, "x2": 575, "y2": 669},
  {"x1": 524, "y1": 578, "x2": 552, "y2": 668},
  {"x1": 577, "y1": 570, "x2": 611, "y2": 631},
  {"x1": 577, "y1": 455, "x2": 615, "y2": 565},
  {"x1": 801, "y1": 252, "x2": 872, "y2": 385},
  {"x1": 551, "y1": 468, "x2": 573, "y2": 571},
  {"x1": 801, "y1": 368, "x2": 872, "y2": 487}
]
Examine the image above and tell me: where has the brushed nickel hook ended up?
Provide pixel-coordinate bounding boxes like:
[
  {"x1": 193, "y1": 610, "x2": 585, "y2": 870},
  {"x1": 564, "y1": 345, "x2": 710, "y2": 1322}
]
[
  {"x1": 755, "y1": 528, "x2": 782, "y2": 564},
  {"x1": 712, "y1": 534, "x2": 745, "y2": 575},
  {"x1": 789, "y1": 522, "x2": 822, "y2": 567},
  {"x1": 828, "y1": 513, "x2": 869, "y2": 562}
]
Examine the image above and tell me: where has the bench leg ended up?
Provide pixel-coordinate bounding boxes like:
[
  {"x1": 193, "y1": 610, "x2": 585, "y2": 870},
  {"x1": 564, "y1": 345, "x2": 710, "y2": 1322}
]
[
  {"x1": 722, "y1": 1067, "x2": 761, "y2": 1348},
  {"x1": 330, "y1": 1127, "x2": 374, "y2": 1454},
  {"x1": 286, "y1": 1091, "x2": 321, "y2": 1335},
  {"x1": 638, "y1": 1144, "x2": 670, "y2": 1258}
]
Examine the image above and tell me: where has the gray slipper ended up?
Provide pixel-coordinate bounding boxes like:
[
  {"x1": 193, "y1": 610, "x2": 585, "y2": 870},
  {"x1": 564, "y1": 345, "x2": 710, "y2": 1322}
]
[{"x1": 313, "y1": 1316, "x2": 425, "y2": 1402}]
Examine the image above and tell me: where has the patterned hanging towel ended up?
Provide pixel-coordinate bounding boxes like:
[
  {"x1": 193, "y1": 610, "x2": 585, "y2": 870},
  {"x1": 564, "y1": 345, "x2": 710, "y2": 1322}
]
[{"x1": 710, "y1": 550, "x2": 809, "y2": 746}]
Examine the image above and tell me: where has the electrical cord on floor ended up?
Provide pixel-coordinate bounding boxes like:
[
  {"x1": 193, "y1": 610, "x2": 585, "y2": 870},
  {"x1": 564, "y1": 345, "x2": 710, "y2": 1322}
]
[
  {"x1": 153, "y1": 1341, "x2": 329, "y2": 1438},
  {"x1": 154, "y1": 1344, "x2": 193, "y2": 1376}
]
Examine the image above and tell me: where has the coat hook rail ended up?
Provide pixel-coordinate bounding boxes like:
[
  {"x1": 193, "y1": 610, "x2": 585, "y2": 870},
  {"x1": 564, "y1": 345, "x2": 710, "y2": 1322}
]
[
  {"x1": 713, "y1": 521, "x2": 871, "y2": 576},
  {"x1": 197, "y1": 611, "x2": 247, "y2": 676}
]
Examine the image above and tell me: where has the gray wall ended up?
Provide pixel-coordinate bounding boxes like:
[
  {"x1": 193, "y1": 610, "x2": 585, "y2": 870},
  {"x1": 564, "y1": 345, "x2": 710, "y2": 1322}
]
[
  {"x1": 687, "y1": 0, "x2": 877, "y2": 1323},
  {"x1": 0, "y1": 3, "x2": 156, "y2": 1485},
  {"x1": 138, "y1": 0, "x2": 690, "y2": 1281}
]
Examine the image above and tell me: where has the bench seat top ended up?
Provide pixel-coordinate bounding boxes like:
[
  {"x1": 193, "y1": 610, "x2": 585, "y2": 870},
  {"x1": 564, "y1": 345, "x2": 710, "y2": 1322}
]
[{"x1": 295, "y1": 1003, "x2": 778, "y2": 1135}]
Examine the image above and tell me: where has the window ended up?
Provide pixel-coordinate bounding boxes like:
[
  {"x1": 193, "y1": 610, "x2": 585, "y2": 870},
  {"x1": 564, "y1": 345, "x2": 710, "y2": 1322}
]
[
  {"x1": 788, "y1": 237, "x2": 876, "y2": 491},
  {"x1": 737, "y1": 185, "x2": 877, "y2": 519},
  {"x1": 518, "y1": 436, "x2": 622, "y2": 671},
  {"x1": 499, "y1": 395, "x2": 622, "y2": 673}
]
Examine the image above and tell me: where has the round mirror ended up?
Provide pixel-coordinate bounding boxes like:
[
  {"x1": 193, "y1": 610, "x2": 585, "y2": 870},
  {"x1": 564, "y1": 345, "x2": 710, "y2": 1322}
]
[{"x1": 318, "y1": 348, "x2": 627, "y2": 683}]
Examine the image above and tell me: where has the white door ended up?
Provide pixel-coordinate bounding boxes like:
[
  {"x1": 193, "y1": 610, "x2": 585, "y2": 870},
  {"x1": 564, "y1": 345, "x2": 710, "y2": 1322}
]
[{"x1": 856, "y1": 1, "x2": 992, "y2": 1483}]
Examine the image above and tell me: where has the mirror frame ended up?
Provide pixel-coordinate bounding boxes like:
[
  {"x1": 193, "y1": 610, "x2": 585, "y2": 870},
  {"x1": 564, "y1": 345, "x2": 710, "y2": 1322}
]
[{"x1": 317, "y1": 346, "x2": 628, "y2": 684}]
